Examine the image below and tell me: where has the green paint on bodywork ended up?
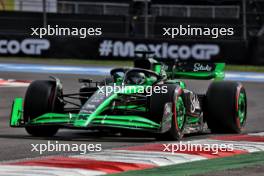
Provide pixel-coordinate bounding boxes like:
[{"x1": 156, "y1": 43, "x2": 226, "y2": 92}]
[
  {"x1": 75, "y1": 94, "x2": 117, "y2": 127},
  {"x1": 91, "y1": 115, "x2": 160, "y2": 128},
  {"x1": 154, "y1": 64, "x2": 161, "y2": 74},
  {"x1": 187, "y1": 116, "x2": 200, "y2": 124},
  {"x1": 215, "y1": 63, "x2": 225, "y2": 79},
  {"x1": 171, "y1": 63, "x2": 225, "y2": 80},
  {"x1": 30, "y1": 113, "x2": 160, "y2": 129},
  {"x1": 30, "y1": 113, "x2": 79, "y2": 124},
  {"x1": 115, "y1": 105, "x2": 146, "y2": 111},
  {"x1": 10, "y1": 96, "x2": 160, "y2": 130},
  {"x1": 10, "y1": 98, "x2": 23, "y2": 127},
  {"x1": 238, "y1": 93, "x2": 246, "y2": 124},
  {"x1": 176, "y1": 96, "x2": 185, "y2": 129}
]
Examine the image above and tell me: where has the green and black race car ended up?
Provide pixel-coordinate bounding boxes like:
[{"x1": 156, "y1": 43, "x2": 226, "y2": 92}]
[{"x1": 10, "y1": 52, "x2": 247, "y2": 140}]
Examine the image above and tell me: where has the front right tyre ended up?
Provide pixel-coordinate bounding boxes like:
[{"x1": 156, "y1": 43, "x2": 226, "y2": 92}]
[{"x1": 149, "y1": 84, "x2": 186, "y2": 140}]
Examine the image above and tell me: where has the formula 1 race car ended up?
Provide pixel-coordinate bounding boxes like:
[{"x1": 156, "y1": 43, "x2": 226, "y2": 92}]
[{"x1": 10, "y1": 52, "x2": 247, "y2": 140}]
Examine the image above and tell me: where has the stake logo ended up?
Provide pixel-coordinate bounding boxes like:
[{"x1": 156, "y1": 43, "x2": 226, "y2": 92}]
[
  {"x1": 0, "y1": 39, "x2": 50, "y2": 55},
  {"x1": 99, "y1": 40, "x2": 220, "y2": 60},
  {"x1": 193, "y1": 63, "x2": 213, "y2": 72}
]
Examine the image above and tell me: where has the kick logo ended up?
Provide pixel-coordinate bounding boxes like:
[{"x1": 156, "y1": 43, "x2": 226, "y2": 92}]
[
  {"x1": 190, "y1": 93, "x2": 201, "y2": 113},
  {"x1": 0, "y1": 39, "x2": 50, "y2": 55}
]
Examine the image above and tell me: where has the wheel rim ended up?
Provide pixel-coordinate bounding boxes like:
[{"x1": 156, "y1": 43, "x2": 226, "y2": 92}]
[
  {"x1": 238, "y1": 92, "x2": 246, "y2": 124},
  {"x1": 176, "y1": 96, "x2": 185, "y2": 129}
]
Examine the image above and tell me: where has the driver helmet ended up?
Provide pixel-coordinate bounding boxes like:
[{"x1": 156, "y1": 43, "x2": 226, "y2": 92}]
[{"x1": 127, "y1": 72, "x2": 146, "y2": 85}]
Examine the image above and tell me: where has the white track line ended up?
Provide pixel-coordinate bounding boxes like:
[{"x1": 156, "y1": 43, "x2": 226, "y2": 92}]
[
  {"x1": 186, "y1": 139, "x2": 264, "y2": 153},
  {"x1": 0, "y1": 165, "x2": 105, "y2": 176},
  {"x1": 0, "y1": 79, "x2": 30, "y2": 87},
  {"x1": 249, "y1": 132, "x2": 264, "y2": 136},
  {"x1": 73, "y1": 150, "x2": 206, "y2": 166}
]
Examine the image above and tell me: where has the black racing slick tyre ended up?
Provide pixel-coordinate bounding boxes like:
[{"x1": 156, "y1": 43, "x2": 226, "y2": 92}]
[
  {"x1": 150, "y1": 84, "x2": 186, "y2": 141},
  {"x1": 205, "y1": 81, "x2": 247, "y2": 133},
  {"x1": 24, "y1": 80, "x2": 63, "y2": 137}
]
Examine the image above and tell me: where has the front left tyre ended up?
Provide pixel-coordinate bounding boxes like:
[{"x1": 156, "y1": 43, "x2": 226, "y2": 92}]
[{"x1": 24, "y1": 80, "x2": 63, "y2": 137}]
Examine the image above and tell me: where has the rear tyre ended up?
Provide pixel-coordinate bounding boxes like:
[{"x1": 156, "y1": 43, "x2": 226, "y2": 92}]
[
  {"x1": 24, "y1": 80, "x2": 62, "y2": 137},
  {"x1": 150, "y1": 84, "x2": 186, "y2": 140},
  {"x1": 205, "y1": 81, "x2": 247, "y2": 133}
]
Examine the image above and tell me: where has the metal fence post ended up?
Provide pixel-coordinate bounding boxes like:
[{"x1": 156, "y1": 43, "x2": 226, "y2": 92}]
[
  {"x1": 242, "y1": 0, "x2": 247, "y2": 41},
  {"x1": 43, "y1": 0, "x2": 47, "y2": 28},
  {"x1": 144, "y1": 0, "x2": 149, "y2": 38}
]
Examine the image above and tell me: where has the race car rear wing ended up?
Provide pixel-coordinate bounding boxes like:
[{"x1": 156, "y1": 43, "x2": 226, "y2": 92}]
[
  {"x1": 167, "y1": 62, "x2": 225, "y2": 80},
  {"x1": 133, "y1": 50, "x2": 225, "y2": 80}
]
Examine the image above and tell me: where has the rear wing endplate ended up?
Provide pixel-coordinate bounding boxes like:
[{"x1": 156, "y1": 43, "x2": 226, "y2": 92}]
[{"x1": 169, "y1": 62, "x2": 225, "y2": 80}]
